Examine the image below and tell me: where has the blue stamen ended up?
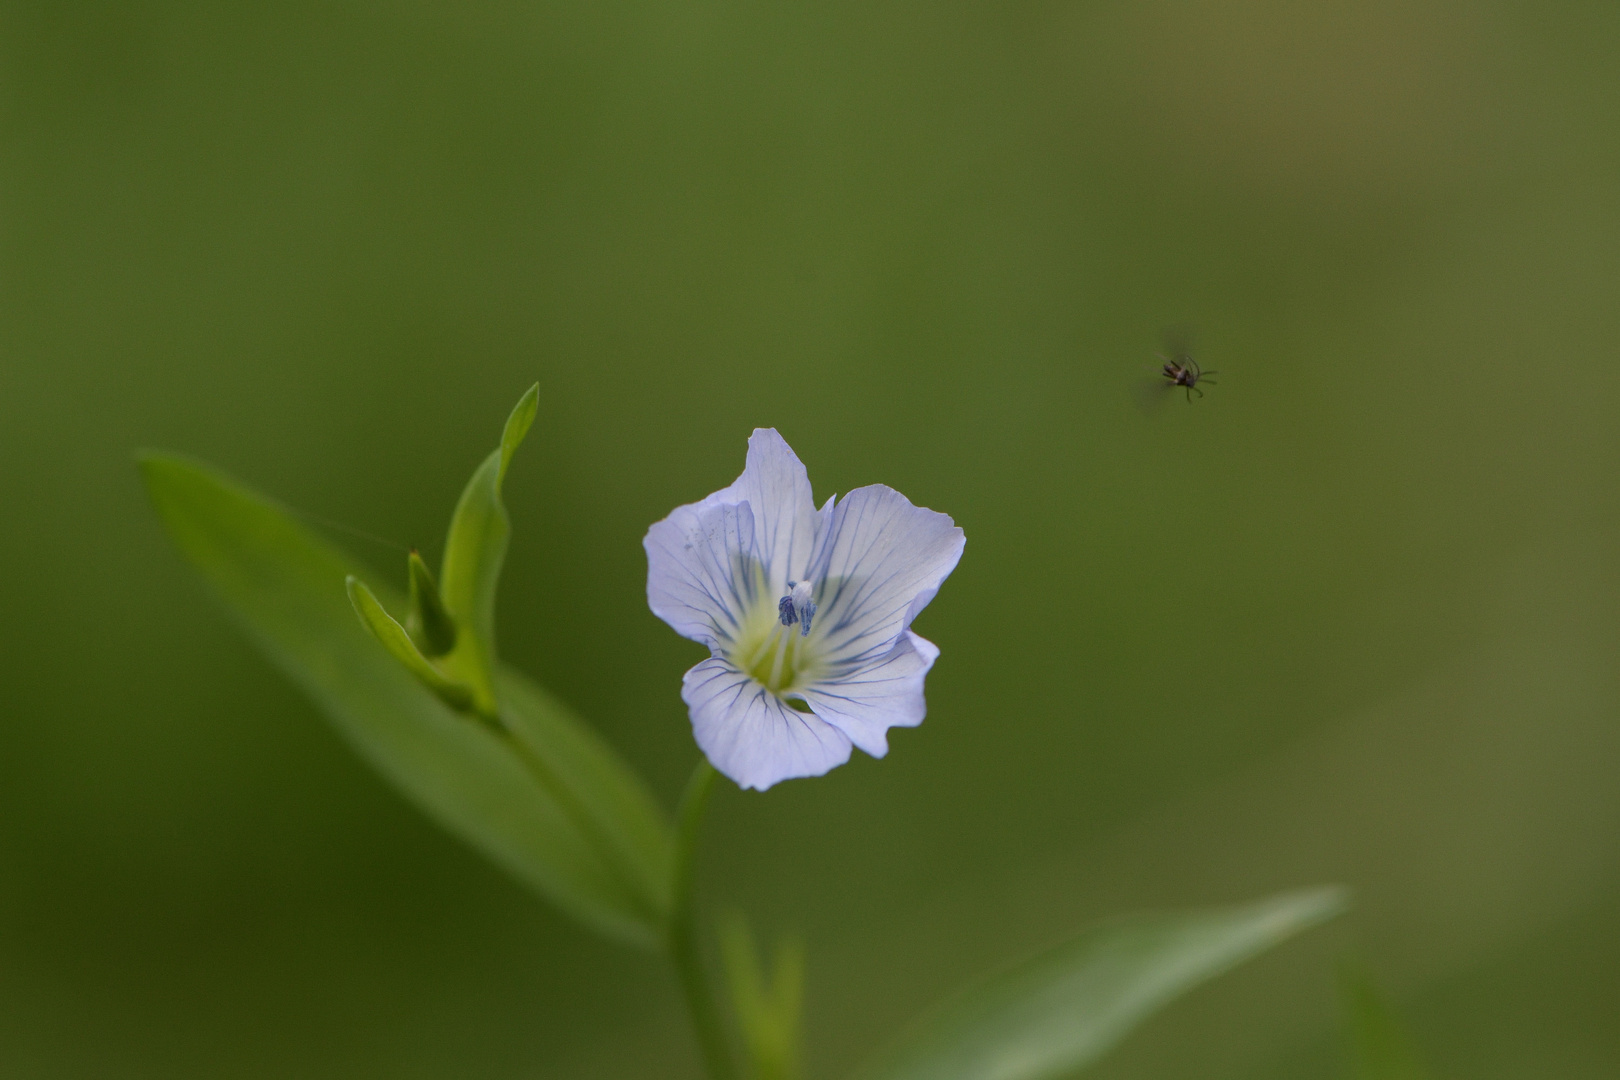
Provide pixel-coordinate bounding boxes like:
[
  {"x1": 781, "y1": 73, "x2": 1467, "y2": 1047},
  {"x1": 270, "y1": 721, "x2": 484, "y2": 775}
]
[{"x1": 786, "y1": 580, "x2": 816, "y2": 636}]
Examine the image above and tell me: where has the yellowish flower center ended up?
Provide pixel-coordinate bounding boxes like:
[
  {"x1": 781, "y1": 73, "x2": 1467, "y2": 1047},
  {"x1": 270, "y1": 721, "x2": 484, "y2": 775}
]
[{"x1": 730, "y1": 597, "x2": 823, "y2": 699}]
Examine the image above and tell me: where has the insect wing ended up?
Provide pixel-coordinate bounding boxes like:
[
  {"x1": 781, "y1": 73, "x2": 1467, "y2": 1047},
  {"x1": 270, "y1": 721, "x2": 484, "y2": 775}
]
[
  {"x1": 1160, "y1": 325, "x2": 1196, "y2": 367},
  {"x1": 1133, "y1": 363, "x2": 1176, "y2": 413}
]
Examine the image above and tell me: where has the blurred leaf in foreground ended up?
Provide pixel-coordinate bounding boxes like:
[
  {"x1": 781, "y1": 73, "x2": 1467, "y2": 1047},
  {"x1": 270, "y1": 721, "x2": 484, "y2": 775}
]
[
  {"x1": 139, "y1": 437, "x2": 672, "y2": 948},
  {"x1": 853, "y1": 886, "x2": 1348, "y2": 1080},
  {"x1": 1340, "y1": 963, "x2": 1434, "y2": 1080}
]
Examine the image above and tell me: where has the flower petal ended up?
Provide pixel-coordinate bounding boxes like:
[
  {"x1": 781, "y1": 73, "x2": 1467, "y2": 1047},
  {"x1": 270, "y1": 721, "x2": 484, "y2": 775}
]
[
  {"x1": 807, "y1": 484, "x2": 965, "y2": 667},
  {"x1": 683, "y1": 657, "x2": 853, "y2": 790},
  {"x1": 799, "y1": 630, "x2": 939, "y2": 757},
  {"x1": 713, "y1": 429, "x2": 819, "y2": 595},
  {"x1": 644, "y1": 499, "x2": 761, "y2": 649}
]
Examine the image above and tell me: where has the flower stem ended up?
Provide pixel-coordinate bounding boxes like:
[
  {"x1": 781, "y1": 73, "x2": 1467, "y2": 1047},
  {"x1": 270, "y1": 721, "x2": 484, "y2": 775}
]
[{"x1": 668, "y1": 758, "x2": 736, "y2": 1080}]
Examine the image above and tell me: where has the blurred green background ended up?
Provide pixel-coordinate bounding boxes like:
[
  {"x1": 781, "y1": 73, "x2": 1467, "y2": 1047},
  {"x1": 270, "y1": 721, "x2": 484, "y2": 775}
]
[{"x1": 4, "y1": 0, "x2": 1620, "y2": 1075}]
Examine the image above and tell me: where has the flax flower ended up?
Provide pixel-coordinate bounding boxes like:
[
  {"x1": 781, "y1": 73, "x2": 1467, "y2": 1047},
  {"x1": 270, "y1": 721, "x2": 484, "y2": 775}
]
[{"x1": 645, "y1": 430, "x2": 964, "y2": 790}]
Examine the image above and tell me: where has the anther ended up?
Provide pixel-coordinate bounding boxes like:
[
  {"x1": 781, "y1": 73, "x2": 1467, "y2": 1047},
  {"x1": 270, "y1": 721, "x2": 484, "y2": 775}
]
[
  {"x1": 788, "y1": 580, "x2": 816, "y2": 636},
  {"x1": 778, "y1": 594, "x2": 797, "y2": 627}
]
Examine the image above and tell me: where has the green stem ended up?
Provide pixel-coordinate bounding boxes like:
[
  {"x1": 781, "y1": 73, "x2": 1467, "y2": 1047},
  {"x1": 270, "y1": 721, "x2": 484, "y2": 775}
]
[{"x1": 668, "y1": 758, "x2": 736, "y2": 1080}]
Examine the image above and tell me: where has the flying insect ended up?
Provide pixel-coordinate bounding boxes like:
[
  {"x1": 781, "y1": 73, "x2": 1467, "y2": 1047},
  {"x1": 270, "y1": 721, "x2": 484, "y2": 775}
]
[{"x1": 1158, "y1": 347, "x2": 1217, "y2": 401}]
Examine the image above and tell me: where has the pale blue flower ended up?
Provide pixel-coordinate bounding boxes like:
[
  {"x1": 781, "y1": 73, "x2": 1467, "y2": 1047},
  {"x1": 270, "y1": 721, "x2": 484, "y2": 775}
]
[{"x1": 645, "y1": 429, "x2": 965, "y2": 791}]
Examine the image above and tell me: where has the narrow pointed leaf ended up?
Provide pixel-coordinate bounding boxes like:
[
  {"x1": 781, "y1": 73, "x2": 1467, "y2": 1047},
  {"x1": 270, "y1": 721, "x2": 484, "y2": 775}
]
[
  {"x1": 436, "y1": 385, "x2": 537, "y2": 713},
  {"x1": 347, "y1": 576, "x2": 476, "y2": 713},
  {"x1": 1339, "y1": 965, "x2": 1432, "y2": 1080},
  {"x1": 500, "y1": 383, "x2": 539, "y2": 478},
  {"x1": 853, "y1": 887, "x2": 1348, "y2": 1080},
  {"x1": 139, "y1": 452, "x2": 672, "y2": 948},
  {"x1": 405, "y1": 550, "x2": 458, "y2": 657}
]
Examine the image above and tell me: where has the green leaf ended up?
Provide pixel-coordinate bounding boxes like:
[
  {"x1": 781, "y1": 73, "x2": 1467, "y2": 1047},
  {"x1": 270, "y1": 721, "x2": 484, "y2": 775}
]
[
  {"x1": 853, "y1": 887, "x2": 1348, "y2": 1080},
  {"x1": 347, "y1": 576, "x2": 476, "y2": 714},
  {"x1": 139, "y1": 450, "x2": 673, "y2": 948},
  {"x1": 500, "y1": 381, "x2": 540, "y2": 478},
  {"x1": 435, "y1": 383, "x2": 538, "y2": 714},
  {"x1": 1339, "y1": 964, "x2": 1432, "y2": 1080},
  {"x1": 720, "y1": 912, "x2": 805, "y2": 1080},
  {"x1": 405, "y1": 550, "x2": 458, "y2": 658}
]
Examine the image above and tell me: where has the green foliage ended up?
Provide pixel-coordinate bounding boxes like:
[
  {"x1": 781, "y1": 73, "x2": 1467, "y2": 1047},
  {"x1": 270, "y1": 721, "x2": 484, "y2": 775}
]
[
  {"x1": 141, "y1": 387, "x2": 1353, "y2": 1080},
  {"x1": 433, "y1": 383, "x2": 539, "y2": 716},
  {"x1": 720, "y1": 913, "x2": 805, "y2": 1080},
  {"x1": 405, "y1": 550, "x2": 458, "y2": 658},
  {"x1": 1339, "y1": 964, "x2": 1433, "y2": 1080},
  {"x1": 347, "y1": 576, "x2": 477, "y2": 714},
  {"x1": 138, "y1": 395, "x2": 673, "y2": 949},
  {"x1": 668, "y1": 761, "x2": 741, "y2": 1080},
  {"x1": 853, "y1": 887, "x2": 1348, "y2": 1080}
]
